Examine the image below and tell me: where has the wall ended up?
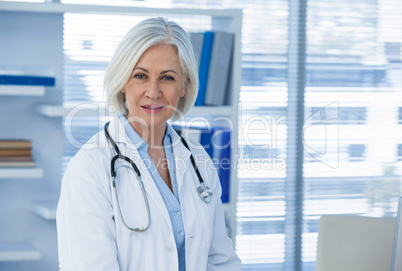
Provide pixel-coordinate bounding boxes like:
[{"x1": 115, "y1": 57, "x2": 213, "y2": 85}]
[{"x1": 0, "y1": 11, "x2": 63, "y2": 271}]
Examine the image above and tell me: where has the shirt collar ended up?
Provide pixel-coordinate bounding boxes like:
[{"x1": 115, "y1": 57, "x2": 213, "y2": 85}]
[
  {"x1": 164, "y1": 122, "x2": 173, "y2": 148},
  {"x1": 119, "y1": 114, "x2": 173, "y2": 151},
  {"x1": 118, "y1": 114, "x2": 147, "y2": 150}
]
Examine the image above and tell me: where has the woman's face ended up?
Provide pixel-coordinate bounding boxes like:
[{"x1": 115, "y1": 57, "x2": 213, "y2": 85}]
[{"x1": 122, "y1": 44, "x2": 186, "y2": 130}]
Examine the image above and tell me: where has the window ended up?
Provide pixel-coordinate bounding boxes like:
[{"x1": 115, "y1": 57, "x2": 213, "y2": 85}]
[
  {"x1": 338, "y1": 107, "x2": 367, "y2": 125},
  {"x1": 398, "y1": 144, "x2": 402, "y2": 161},
  {"x1": 348, "y1": 144, "x2": 366, "y2": 162},
  {"x1": 304, "y1": 0, "x2": 402, "y2": 269},
  {"x1": 241, "y1": 145, "x2": 281, "y2": 160}
]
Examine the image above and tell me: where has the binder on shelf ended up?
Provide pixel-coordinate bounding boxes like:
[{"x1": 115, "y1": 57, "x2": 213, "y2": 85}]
[
  {"x1": 189, "y1": 31, "x2": 234, "y2": 106},
  {"x1": 204, "y1": 32, "x2": 234, "y2": 106},
  {"x1": 216, "y1": 129, "x2": 231, "y2": 203},
  {"x1": 0, "y1": 75, "x2": 55, "y2": 86},
  {"x1": 189, "y1": 32, "x2": 204, "y2": 69},
  {"x1": 172, "y1": 123, "x2": 231, "y2": 203},
  {"x1": 194, "y1": 31, "x2": 214, "y2": 106}
]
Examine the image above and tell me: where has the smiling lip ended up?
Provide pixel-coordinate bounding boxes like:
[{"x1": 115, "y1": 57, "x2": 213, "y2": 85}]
[{"x1": 141, "y1": 105, "x2": 165, "y2": 113}]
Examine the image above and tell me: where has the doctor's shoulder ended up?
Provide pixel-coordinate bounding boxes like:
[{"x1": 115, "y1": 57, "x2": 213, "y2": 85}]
[{"x1": 62, "y1": 130, "x2": 114, "y2": 190}]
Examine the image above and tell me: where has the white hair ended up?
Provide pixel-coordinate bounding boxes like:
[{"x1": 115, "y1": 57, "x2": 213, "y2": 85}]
[{"x1": 104, "y1": 17, "x2": 199, "y2": 121}]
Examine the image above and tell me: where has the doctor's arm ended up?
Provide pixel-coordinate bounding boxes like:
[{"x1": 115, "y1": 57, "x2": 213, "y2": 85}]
[
  {"x1": 56, "y1": 151, "x2": 120, "y2": 271},
  {"x1": 207, "y1": 168, "x2": 242, "y2": 271}
]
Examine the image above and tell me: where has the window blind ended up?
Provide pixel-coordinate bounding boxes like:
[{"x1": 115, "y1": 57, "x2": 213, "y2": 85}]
[{"x1": 303, "y1": 0, "x2": 402, "y2": 270}]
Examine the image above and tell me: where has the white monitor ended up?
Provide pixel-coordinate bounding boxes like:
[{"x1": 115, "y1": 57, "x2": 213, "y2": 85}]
[{"x1": 391, "y1": 197, "x2": 402, "y2": 271}]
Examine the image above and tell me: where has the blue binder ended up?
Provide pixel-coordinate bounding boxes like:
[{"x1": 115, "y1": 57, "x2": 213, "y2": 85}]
[
  {"x1": 195, "y1": 32, "x2": 214, "y2": 106},
  {"x1": 0, "y1": 75, "x2": 55, "y2": 86}
]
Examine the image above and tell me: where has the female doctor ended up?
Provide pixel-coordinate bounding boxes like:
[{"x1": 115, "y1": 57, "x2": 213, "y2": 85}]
[{"x1": 56, "y1": 17, "x2": 241, "y2": 271}]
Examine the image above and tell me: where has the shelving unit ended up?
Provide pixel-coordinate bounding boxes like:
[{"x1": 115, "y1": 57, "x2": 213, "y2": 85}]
[
  {"x1": 0, "y1": 5, "x2": 62, "y2": 270},
  {"x1": 0, "y1": 2, "x2": 242, "y2": 270},
  {"x1": 0, "y1": 168, "x2": 43, "y2": 179},
  {"x1": 0, "y1": 86, "x2": 45, "y2": 96},
  {"x1": 0, "y1": 72, "x2": 52, "y2": 189},
  {"x1": 0, "y1": 242, "x2": 41, "y2": 262}
]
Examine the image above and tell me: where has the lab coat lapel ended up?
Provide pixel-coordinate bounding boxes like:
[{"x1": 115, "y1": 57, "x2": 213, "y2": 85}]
[
  {"x1": 107, "y1": 117, "x2": 172, "y2": 231},
  {"x1": 169, "y1": 125, "x2": 201, "y2": 247},
  {"x1": 169, "y1": 125, "x2": 191, "y2": 195}
]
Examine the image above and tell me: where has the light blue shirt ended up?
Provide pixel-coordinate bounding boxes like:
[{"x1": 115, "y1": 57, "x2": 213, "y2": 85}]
[{"x1": 119, "y1": 115, "x2": 186, "y2": 271}]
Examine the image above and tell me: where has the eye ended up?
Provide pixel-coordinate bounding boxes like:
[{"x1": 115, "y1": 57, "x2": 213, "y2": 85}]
[
  {"x1": 134, "y1": 73, "x2": 147, "y2": 79},
  {"x1": 162, "y1": 75, "x2": 175, "y2": 81}
]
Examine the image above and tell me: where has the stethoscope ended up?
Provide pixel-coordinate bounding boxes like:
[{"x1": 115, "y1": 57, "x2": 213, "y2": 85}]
[{"x1": 104, "y1": 121, "x2": 213, "y2": 232}]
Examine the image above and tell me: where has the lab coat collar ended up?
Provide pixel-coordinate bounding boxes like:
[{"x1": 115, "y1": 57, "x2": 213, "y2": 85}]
[{"x1": 106, "y1": 116, "x2": 133, "y2": 147}]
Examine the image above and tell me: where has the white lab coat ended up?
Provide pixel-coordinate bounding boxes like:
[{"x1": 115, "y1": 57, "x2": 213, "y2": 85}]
[{"x1": 56, "y1": 117, "x2": 242, "y2": 271}]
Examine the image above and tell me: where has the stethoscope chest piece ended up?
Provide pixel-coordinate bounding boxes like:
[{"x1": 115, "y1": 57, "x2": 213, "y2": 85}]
[
  {"x1": 197, "y1": 183, "x2": 213, "y2": 204},
  {"x1": 176, "y1": 129, "x2": 214, "y2": 204}
]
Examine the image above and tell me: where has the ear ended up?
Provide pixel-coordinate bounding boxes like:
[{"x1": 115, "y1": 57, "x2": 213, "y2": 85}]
[
  {"x1": 180, "y1": 87, "x2": 187, "y2": 97},
  {"x1": 121, "y1": 87, "x2": 126, "y2": 93},
  {"x1": 180, "y1": 78, "x2": 189, "y2": 97}
]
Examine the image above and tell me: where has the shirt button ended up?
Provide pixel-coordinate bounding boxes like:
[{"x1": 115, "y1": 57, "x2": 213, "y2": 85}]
[
  {"x1": 167, "y1": 244, "x2": 174, "y2": 251},
  {"x1": 179, "y1": 231, "x2": 184, "y2": 237},
  {"x1": 177, "y1": 211, "x2": 182, "y2": 216}
]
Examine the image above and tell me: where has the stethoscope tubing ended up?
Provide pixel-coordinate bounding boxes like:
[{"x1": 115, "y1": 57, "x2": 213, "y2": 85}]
[
  {"x1": 112, "y1": 174, "x2": 151, "y2": 232},
  {"x1": 105, "y1": 122, "x2": 151, "y2": 232},
  {"x1": 104, "y1": 121, "x2": 213, "y2": 232}
]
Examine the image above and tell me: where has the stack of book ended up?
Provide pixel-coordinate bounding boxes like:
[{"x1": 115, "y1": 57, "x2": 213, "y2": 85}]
[
  {"x1": 189, "y1": 31, "x2": 234, "y2": 106},
  {"x1": 0, "y1": 140, "x2": 35, "y2": 167}
]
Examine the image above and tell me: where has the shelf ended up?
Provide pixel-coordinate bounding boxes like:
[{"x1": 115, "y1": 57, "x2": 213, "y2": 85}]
[
  {"x1": 0, "y1": 242, "x2": 41, "y2": 261},
  {"x1": 0, "y1": 85, "x2": 45, "y2": 96},
  {"x1": 35, "y1": 104, "x2": 107, "y2": 117},
  {"x1": 36, "y1": 104, "x2": 234, "y2": 117},
  {"x1": 0, "y1": 2, "x2": 241, "y2": 18},
  {"x1": 33, "y1": 201, "x2": 57, "y2": 220},
  {"x1": 0, "y1": 168, "x2": 43, "y2": 179}
]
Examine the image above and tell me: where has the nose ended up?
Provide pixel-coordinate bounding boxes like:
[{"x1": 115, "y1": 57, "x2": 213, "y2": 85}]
[{"x1": 145, "y1": 80, "x2": 162, "y2": 99}]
